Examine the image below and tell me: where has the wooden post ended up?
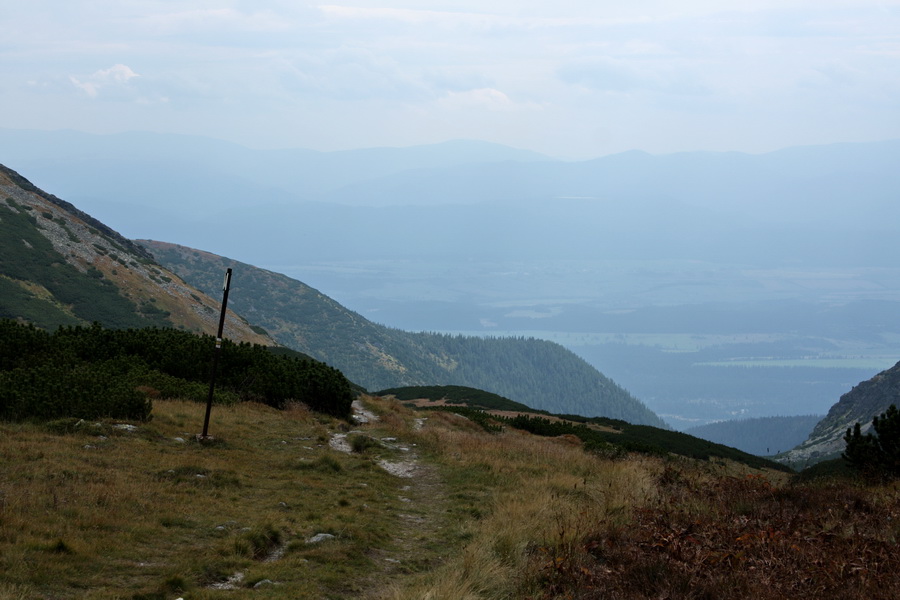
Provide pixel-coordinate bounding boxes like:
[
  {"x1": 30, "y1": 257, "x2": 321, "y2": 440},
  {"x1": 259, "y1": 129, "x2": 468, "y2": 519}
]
[{"x1": 200, "y1": 268, "x2": 232, "y2": 440}]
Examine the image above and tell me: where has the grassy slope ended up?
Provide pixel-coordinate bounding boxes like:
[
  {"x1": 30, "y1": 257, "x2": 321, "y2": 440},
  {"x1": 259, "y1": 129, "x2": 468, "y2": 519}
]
[
  {"x1": 377, "y1": 384, "x2": 790, "y2": 472},
  {"x1": 376, "y1": 384, "x2": 540, "y2": 412},
  {"x1": 3, "y1": 397, "x2": 898, "y2": 599}
]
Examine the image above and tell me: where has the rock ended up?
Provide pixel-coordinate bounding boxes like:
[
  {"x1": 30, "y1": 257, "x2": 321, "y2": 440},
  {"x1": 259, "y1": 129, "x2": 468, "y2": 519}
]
[
  {"x1": 253, "y1": 579, "x2": 276, "y2": 589},
  {"x1": 306, "y1": 533, "x2": 336, "y2": 544}
]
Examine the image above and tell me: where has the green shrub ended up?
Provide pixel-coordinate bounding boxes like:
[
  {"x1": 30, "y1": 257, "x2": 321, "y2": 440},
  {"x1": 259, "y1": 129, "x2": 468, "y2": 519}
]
[
  {"x1": 234, "y1": 524, "x2": 282, "y2": 559},
  {"x1": 0, "y1": 320, "x2": 354, "y2": 422},
  {"x1": 844, "y1": 404, "x2": 900, "y2": 478}
]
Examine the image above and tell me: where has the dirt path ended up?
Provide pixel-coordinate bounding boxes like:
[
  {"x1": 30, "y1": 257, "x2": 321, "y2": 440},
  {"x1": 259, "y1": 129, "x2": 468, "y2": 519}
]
[{"x1": 338, "y1": 403, "x2": 451, "y2": 599}]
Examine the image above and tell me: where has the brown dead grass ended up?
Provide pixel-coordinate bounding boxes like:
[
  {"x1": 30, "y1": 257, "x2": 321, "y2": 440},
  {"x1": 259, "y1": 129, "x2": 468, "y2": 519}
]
[
  {"x1": 4, "y1": 395, "x2": 897, "y2": 600},
  {"x1": 525, "y1": 464, "x2": 900, "y2": 600}
]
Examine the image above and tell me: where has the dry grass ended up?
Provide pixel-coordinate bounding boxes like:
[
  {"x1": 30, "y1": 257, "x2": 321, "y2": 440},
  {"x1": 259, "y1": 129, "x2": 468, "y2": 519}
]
[
  {"x1": 378, "y1": 408, "x2": 662, "y2": 600},
  {"x1": 522, "y1": 464, "x2": 900, "y2": 600},
  {"x1": 0, "y1": 399, "x2": 432, "y2": 599},
  {"x1": 4, "y1": 396, "x2": 898, "y2": 599}
]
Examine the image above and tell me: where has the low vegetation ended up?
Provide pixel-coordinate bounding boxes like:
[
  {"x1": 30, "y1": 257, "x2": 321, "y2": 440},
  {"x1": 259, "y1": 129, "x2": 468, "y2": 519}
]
[
  {"x1": 2, "y1": 394, "x2": 898, "y2": 598},
  {"x1": 844, "y1": 404, "x2": 900, "y2": 479},
  {"x1": 387, "y1": 385, "x2": 790, "y2": 472},
  {"x1": 0, "y1": 320, "x2": 353, "y2": 421}
]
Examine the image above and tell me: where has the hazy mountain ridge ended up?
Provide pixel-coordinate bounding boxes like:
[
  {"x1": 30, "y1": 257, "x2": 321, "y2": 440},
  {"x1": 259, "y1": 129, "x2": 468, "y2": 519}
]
[
  {"x1": 685, "y1": 415, "x2": 823, "y2": 457},
  {"x1": 6, "y1": 129, "x2": 897, "y2": 271},
  {"x1": 781, "y1": 361, "x2": 900, "y2": 466},
  {"x1": 142, "y1": 240, "x2": 667, "y2": 427},
  {"x1": 4, "y1": 131, "x2": 897, "y2": 428},
  {"x1": 0, "y1": 164, "x2": 271, "y2": 344},
  {"x1": 4, "y1": 128, "x2": 897, "y2": 230},
  {"x1": 0, "y1": 129, "x2": 551, "y2": 212}
]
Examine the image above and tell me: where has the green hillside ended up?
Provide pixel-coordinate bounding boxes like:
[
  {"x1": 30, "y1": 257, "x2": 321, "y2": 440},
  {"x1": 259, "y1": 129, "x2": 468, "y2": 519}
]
[
  {"x1": 143, "y1": 241, "x2": 667, "y2": 427},
  {"x1": 378, "y1": 384, "x2": 789, "y2": 472}
]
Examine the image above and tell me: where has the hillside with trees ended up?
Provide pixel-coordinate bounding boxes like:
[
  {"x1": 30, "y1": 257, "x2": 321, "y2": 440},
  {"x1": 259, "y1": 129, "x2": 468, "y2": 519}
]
[
  {"x1": 143, "y1": 241, "x2": 666, "y2": 427},
  {"x1": 686, "y1": 415, "x2": 822, "y2": 456}
]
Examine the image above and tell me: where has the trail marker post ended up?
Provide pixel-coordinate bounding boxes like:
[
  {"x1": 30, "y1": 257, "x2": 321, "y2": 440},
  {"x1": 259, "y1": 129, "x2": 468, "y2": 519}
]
[{"x1": 200, "y1": 267, "x2": 232, "y2": 440}]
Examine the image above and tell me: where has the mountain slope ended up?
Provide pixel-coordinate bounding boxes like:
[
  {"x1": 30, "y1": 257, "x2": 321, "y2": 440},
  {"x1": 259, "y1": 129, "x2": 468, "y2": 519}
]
[
  {"x1": 781, "y1": 361, "x2": 900, "y2": 466},
  {"x1": 0, "y1": 164, "x2": 271, "y2": 344},
  {"x1": 685, "y1": 415, "x2": 823, "y2": 456},
  {"x1": 142, "y1": 240, "x2": 666, "y2": 427}
]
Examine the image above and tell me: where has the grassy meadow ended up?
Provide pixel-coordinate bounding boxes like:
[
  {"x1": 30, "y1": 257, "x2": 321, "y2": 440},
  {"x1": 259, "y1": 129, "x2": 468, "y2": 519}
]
[{"x1": 1, "y1": 397, "x2": 899, "y2": 599}]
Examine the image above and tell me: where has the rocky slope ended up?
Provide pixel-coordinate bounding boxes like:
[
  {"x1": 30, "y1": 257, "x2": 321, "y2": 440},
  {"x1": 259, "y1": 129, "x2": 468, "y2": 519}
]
[
  {"x1": 0, "y1": 164, "x2": 271, "y2": 344},
  {"x1": 781, "y1": 360, "x2": 900, "y2": 466}
]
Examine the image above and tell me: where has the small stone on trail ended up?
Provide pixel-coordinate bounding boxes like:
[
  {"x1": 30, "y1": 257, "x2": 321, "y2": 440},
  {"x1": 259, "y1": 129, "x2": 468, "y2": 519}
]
[{"x1": 306, "y1": 533, "x2": 336, "y2": 544}]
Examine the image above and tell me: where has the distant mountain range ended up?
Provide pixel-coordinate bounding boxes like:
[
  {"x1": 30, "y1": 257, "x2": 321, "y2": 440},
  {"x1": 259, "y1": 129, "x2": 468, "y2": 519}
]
[
  {"x1": 142, "y1": 240, "x2": 666, "y2": 427},
  {"x1": 3, "y1": 129, "x2": 898, "y2": 270},
  {"x1": 4, "y1": 134, "x2": 899, "y2": 456}
]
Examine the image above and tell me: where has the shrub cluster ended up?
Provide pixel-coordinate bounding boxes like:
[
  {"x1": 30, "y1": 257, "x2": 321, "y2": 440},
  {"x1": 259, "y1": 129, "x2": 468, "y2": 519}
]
[
  {"x1": 844, "y1": 404, "x2": 900, "y2": 479},
  {"x1": 0, "y1": 320, "x2": 353, "y2": 422}
]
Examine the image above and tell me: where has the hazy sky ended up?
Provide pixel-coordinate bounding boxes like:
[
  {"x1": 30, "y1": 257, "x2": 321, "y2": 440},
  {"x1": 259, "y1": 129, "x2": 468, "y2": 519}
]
[{"x1": 2, "y1": 1, "x2": 899, "y2": 158}]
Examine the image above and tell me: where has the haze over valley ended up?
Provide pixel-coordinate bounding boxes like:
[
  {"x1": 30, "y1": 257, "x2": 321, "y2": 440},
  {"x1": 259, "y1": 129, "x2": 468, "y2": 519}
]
[
  {"x1": 3, "y1": 129, "x2": 898, "y2": 429},
  {"x1": 3, "y1": 0, "x2": 899, "y2": 433}
]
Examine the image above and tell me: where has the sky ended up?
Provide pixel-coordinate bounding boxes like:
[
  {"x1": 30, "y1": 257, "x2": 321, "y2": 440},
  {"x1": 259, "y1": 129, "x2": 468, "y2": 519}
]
[{"x1": 2, "y1": 1, "x2": 899, "y2": 159}]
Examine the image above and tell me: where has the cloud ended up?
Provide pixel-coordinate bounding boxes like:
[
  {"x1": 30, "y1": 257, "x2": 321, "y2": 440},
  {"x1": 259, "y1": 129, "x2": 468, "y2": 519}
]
[
  {"x1": 276, "y1": 47, "x2": 433, "y2": 101},
  {"x1": 437, "y1": 88, "x2": 516, "y2": 110},
  {"x1": 70, "y1": 64, "x2": 140, "y2": 98},
  {"x1": 5, "y1": 1, "x2": 900, "y2": 157},
  {"x1": 558, "y1": 57, "x2": 709, "y2": 96},
  {"x1": 136, "y1": 8, "x2": 293, "y2": 34}
]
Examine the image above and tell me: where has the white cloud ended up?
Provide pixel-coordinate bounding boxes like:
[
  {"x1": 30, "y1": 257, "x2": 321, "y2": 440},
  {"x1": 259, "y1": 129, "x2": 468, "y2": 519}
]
[
  {"x1": 135, "y1": 7, "x2": 294, "y2": 34},
  {"x1": 70, "y1": 64, "x2": 140, "y2": 98},
  {"x1": 437, "y1": 88, "x2": 515, "y2": 110},
  {"x1": 3, "y1": 1, "x2": 900, "y2": 156}
]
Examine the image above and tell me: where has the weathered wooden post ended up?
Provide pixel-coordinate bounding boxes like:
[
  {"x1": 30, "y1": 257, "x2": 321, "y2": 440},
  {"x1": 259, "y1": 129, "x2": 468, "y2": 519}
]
[{"x1": 200, "y1": 267, "x2": 232, "y2": 440}]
